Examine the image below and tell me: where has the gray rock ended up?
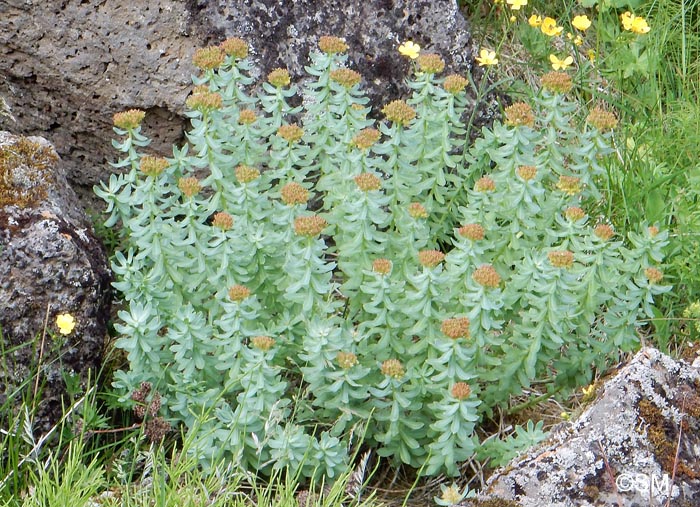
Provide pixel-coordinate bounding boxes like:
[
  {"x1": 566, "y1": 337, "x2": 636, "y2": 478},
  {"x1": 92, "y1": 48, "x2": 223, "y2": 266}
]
[
  {"x1": 472, "y1": 348, "x2": 700, "y2": 507},
  {"x1": 0, "y1": 132, "x2": 111, "y2": 435},
  {"x1": 0, "y1": 0, "x2": 482, "y2": 211}
]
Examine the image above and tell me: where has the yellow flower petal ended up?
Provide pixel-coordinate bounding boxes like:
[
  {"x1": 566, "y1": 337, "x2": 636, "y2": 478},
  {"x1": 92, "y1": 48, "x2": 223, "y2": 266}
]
[
  {"x1": 631, "y1": 16, "x2": 650, "y2": 34},
  {"x1": 56, "y1": 313, "x2": 76, "y2": 335},
  {"x1": 506, "y1": 0, "x2": 527, "y2": 10},
  {"x1": 620, "y1": 12, "x2": 632, "y2": 30},
  {"x1": 399, "y1": 41, "x2": 421, "y2": 59},
  {"x1": 549, "y1": 54, "x2": 574, "y2": 70},
  {"x1": 541, "y1": 17, "x2": 564, "y2": 36},
  {"x1": 528, "y1": 14, "x2": 542, "y2": 27},
  {"x1": 572, "y1": 14, "x2": 592, "y2": 31},
  {"x1": 475, "y1": 48, "x2": 499, "y2": 66}
]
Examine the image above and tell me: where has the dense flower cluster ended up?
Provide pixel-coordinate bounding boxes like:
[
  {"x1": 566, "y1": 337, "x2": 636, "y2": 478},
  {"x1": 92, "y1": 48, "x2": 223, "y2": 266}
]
[
  {"x1": 238, "y1": 109, "x2": 257, "y2": 125},
  {"x1": 451, "y1": 382, "x2": 472, "y2": 400},
  {"x1": 594, "y1": 224, "x2": 615, "y2": 241},
  {"x1": 441, "y1": 317, "x2": 471, "y2": 339},
  {"x1": 472, "y1": 264, "x2": 501, "y2": 288},
  {"x1": 354, "y1": 173, "x2": 382, "y2": 192},
  {"x1": 382, "y1": 100, "x2": 416, "y2": 125},
  {"x1": 277, "y1": 124, "x2": 305, "y2": 143},
  {"x1": 516, "y1": 165, "x2": 537, "y2": 181},
  {"x1": 113, "y1": 109, "x2": 145, "y2": 130},
  {"x1": 186, "y1": 89, "x2": 223, "y2": 112},
  {"x1": 140, "y1": 156, "x2": 168, "y2": 177},
  {"x1": 235, "y1": 165, "x2": 261, "y2": 183},
  {"x1": 548, "y1": 250, "x2": 575, "y2": 268},
  {"x1": 458, "y1": 223, "x2": 485, "y2": 241},
  {"x1": 417, "y1": 53, "x2": 445, "y2": 74},
  {"x1": 475, "y1": 176, "x2": 496, "y2": 192},
  {"x1": 504, "y1": 102, "x2": 535, "y2": 128},
  {"x1": 178, "y1": 177, "x2": 201, "y2": 197},
  {"x1": 556, "y1": 175, "x2": 581, "y2": 195},
  {"x1": 408, "y1": 202, "x2": 428, "y2": 219},
  {"x1": 418, "y1": 249, "x2": 445, "y2": 268},
  {"x1": 443, "y1": 74, "x2": 468, "y2": 94},
  {"x1": 586, "y1": 106, "x2": 618, "y2": 131},
  {"x1": 228, "y1": 284, "x2": 251, "y2": 302},
  {"x1": 372, "y1": 258, "x2": 392, "y2": 275},
  {"x1": 252, "y1": 336, "x2": 275, "y2": 351},
  {"x1": 220, "y1": 37, "x2": 249, "y2": 59},
  {"x1": 336, "y1": 351, "x2": 358, "y2": 369},
  {"x1": 330, "y1": 68, "x2": 362, "y2": 88},
  {"x1": 565, "y1": 207, "x2": 586, "y2": 221},
  {"x1": 212, "y1": 211, "x2": 234, "y2": 231},
  {"x1": 645, "y1": 268, "x2": 664, "y2": 283},
  {"x1": 268, "y1": 68, "x2": 291, "y2": 87},
  {"x1": 318, "y1": 36, "x2": 348, "y2": 54},
  {"x1": 381, "y1": 359, "x2": 405, "y2": 379},
  {"x1": 192, "y1": 46, "x2": 225, "y2": 70},
  {"x1": 294, "y1": 215, "x2": 327, "y2": 236},
  {"x1": 281, "y1": 182, "x2": 309, "y2": 205},
  {"x1": 540, "y1": 72, "x2": 573, "y2": 94}
]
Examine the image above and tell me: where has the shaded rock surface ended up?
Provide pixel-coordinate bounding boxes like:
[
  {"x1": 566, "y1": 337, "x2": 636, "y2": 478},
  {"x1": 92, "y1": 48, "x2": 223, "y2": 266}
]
[
  {"x1": 0, "y1": 131, "x2": 111, "y2": 435},
  {"x1": 471, "y1": 347, "x2": 700, "y2": 507},
  {"x1": 0, "y1": 0, "x2": 484, "y2": 211}
]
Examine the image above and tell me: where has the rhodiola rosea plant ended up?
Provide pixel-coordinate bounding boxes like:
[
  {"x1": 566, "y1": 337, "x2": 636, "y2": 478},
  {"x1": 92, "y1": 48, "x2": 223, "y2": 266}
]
[{"x1": 95, "y1": 35, "x2": 669, "y2": 478}]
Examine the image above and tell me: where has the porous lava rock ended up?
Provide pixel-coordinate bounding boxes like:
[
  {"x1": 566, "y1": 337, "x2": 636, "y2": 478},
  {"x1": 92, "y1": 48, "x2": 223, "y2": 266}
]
[
  {"x1": 470, "y1": 347, "x2": 700, "y2": 507},
  {"x1": 0, "y1": 0, "x2": 483, "y2": 211},
  {"x1": 0, "y1": 131, "x2": 111, "y2": 435}
]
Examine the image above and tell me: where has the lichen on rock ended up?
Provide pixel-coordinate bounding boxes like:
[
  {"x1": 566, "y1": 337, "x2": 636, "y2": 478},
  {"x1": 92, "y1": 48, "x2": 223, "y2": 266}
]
[
  {"x1": 477, "y1": 348, "x2": 700, "y2": 506},
  {"x1": 0, "y1": 131, "x2": 111, "y2": 435}
]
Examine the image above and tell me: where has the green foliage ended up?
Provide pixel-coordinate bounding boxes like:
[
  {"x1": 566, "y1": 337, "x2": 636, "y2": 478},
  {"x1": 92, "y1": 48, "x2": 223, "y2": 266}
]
[
  {"x1": 477, "y1": 420, "x2": 548, "y2": 468},
  {"x1": 95, "y1": 37, "x2": 669, "y2": 478},
  {"x1": 22, "y1": 439, "x2": 105, "y2": 507}
]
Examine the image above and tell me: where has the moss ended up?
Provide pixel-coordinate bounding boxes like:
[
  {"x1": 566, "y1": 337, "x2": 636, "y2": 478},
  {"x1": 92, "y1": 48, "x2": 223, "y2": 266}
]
[
  {"x1": 0, "y1": 136, "x2": 58, "y2": 208},
  {"x1": 637, "y1": 397, "x2": 700, "y2": 480}
]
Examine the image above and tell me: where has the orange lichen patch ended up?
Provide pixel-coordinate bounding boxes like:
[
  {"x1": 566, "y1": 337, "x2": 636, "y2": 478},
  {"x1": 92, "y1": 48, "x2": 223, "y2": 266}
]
[{"x1": 0, "y1": 137, "x2": 58, "y2": 208}]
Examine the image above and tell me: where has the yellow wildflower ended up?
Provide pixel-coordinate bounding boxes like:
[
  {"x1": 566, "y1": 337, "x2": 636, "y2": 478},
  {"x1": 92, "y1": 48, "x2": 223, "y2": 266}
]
[
  {"x1": 630, "y1": 16, "x2": 651, "y2": 34},
  {"x1": 506, "y1": 0, "x2": 527, "y2": 10},
  {"x1": 476, "y1": 48, "x2": 498, "y2": 66},
  {"x1": 550, "y1": 54, "x2": 574, "y2": 70},
  {"x1": 56, "y1": 313, "x2": 76, "y2": 335},
  {"x1": 528, "y1": 14, "x2": 542, "y2": 27},
  {"x1": 621, "y1": 12, "x2": 650, "y2": 34},
  {"x1": 572, "y1": 14, "x2": 592, "y2": 31},
  {"x1": 582, "y1": 383, "x2": 596, "y2": 400},
  {"x1": 399, "y1": 41, "x2": 421, "y2": 59},
  {"x1": 541, "y1": 17, "x2": 564, "y2": 36}
]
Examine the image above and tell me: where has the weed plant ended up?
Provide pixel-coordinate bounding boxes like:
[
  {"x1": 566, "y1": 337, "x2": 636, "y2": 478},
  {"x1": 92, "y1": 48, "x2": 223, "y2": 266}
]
[{"x1": 96, "y1": 36, "x2": 669, "y2": 478}]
